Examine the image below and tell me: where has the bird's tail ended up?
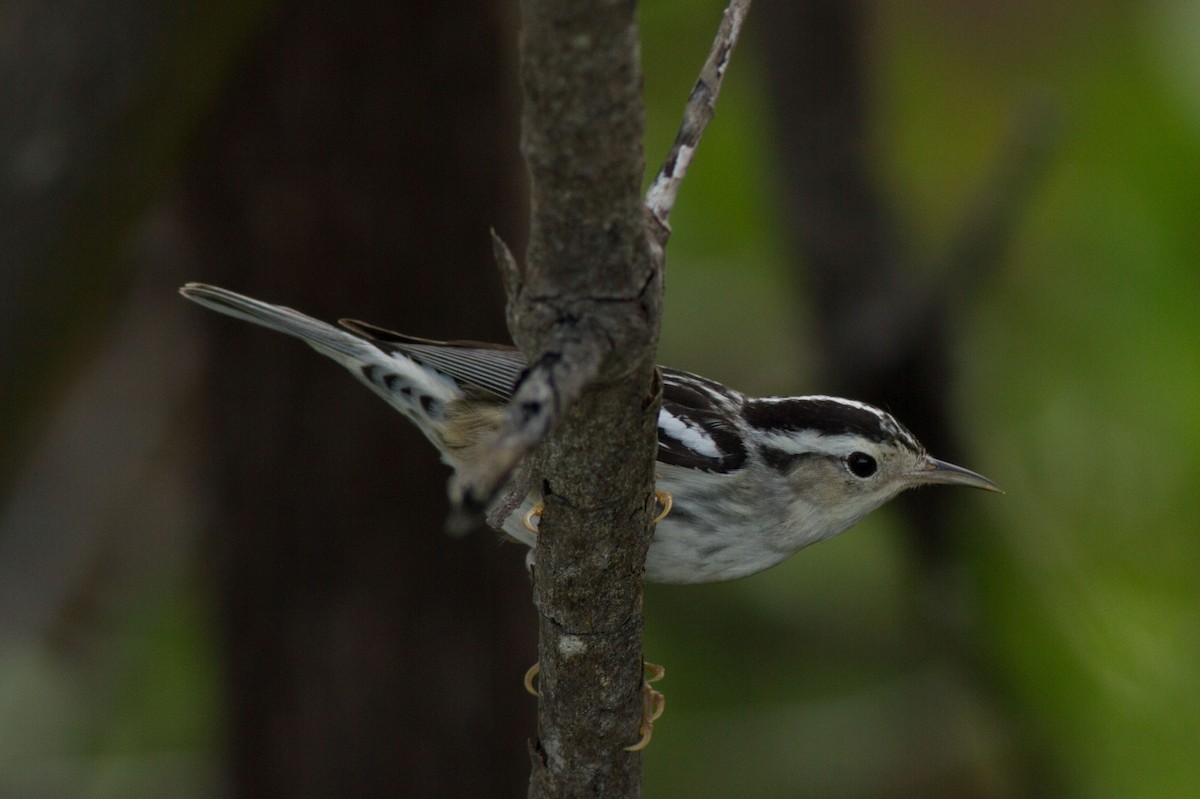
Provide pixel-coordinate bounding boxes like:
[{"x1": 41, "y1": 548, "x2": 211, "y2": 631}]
[
  {"x1": 179, "y1": 282, "x2": 380, "y2": 363},
  {"x1": 179, "y1": 283, "x2": 471, "y2": 460}
]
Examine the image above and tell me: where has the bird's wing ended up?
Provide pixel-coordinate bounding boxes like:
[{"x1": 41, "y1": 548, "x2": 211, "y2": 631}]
[
  {"x1": 656, "y1": 368, "x2": 749, "y2": 474},
  {"x1": 339, "y1": 319, "x2": 526, "y2": 400},
  {"x1": 342, "y1": 320, "x2": 752, "y2": 474}
]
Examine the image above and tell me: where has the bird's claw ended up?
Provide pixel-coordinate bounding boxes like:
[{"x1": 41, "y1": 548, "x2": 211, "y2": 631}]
[
  {"x1": 523, "y1": 660, "x2": 667, "y2": 751},
  {"x1": 523, "y1": 662, "x2": 541, "y2": 696},
  {"x1": 522, "y1": 505, "x2": 542, "y2": 535},
  {"x1": 624, "y1": 661, "x2": 666, "y2": 752},
  {"x1": 522, "y1": 490, "x2": 671, "y2": 749},
  {"x1": 523, "y1": 488, "x2": 672, "y2": 536},
  {"x1": 653, "y1": 488, "x2": 672, "y2": 524}
]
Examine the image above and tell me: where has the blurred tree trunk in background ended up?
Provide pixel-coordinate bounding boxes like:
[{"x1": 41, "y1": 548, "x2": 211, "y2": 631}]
[
  {"x1": 757, "y1": 0, "x2": 961, "y2": 557},
  {"x1": 0, "y1": 0, "x2": 265, "y2": 501},
  {"x1": 758, "y1": 0, "x2": 1057, "y2": 796},
  {"x1": 185, "y1": 3, "x2": 533, "y2": 797}
]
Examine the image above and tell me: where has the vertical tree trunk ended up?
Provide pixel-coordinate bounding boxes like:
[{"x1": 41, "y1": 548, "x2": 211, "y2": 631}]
[
  {"x1": 512, "y1": 0, "x2": 661, "y2": 795},
  {"x1": 185, "y1": 3, "x2": 532, "y2": 796}
]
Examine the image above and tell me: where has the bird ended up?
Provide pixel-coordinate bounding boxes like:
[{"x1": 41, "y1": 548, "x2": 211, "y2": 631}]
[{"x1": 180, "y1": 282, "x2": 1001, "y2": 585}]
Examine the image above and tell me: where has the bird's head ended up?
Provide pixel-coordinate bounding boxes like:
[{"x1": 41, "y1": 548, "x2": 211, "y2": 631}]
[{"x1": 745, "y1": 396, "x2": 1001, "y2": 544}]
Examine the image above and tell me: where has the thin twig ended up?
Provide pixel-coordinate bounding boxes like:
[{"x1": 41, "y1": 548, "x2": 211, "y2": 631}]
[
  {"x1": 447, "y1": 338, "x2": 601, "y2": 533},
  {"x1": 449, "y1": 0, "x2": 752, "y2": 529},
  {"x1": 644, "y1": 0, "x2": 752, "y2": 238}
]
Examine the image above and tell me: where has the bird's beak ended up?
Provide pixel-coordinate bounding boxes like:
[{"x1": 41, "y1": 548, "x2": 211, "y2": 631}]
[{"x1": 914, "y1": 457, "x2": 1004, "y2": 493}]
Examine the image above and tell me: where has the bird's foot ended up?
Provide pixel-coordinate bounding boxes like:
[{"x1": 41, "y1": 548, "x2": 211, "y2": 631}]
[
  {"x1": 625, "y1": 661, "x2": 666, "y2": 752},
  {"x1": 522, "y1": 488, "x2": 672, "y2": 536},
  {"x1": 653, "y1": 488, "x2": 672, "y2": 524},
  {"x1": 522, "y1": 505, "x2": 542, "y2": 535},
  {"x1": 523, "y1": 662, "x2": 541, "y2": 697},
  {"x1": 523, "y1": 660, "x2": 666, "y2": 751}
]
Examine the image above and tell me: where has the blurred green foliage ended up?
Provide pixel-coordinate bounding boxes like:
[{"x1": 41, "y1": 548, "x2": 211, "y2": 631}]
[
  {"x1": 642, "y1": 0, "x2": 1200, "y2": 796},
  {"x1": 4, "y1": 0, "x2": 1198, "y2": 796}
]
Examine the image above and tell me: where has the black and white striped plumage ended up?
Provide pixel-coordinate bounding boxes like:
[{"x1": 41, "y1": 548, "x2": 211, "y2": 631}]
[{"x1": 181, "y1": 283, "x2": 1000, "y2": 584}]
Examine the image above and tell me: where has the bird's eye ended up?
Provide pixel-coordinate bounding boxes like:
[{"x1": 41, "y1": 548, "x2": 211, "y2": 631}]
[{"x1": 846, "y1": 451, "x2": 878, "y2": 478}]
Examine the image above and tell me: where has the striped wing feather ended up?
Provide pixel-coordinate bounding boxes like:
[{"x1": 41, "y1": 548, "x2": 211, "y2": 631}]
[
  {"x1": 342, "y1": 317, "x2": 752, "y2": 474},
  {"x1": 339, "y1": 319, "x2": 526, "y2": 400}
]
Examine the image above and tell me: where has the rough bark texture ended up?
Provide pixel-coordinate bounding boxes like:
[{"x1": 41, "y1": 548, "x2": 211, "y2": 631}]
[
  {"x1": 513, "y1": 0, "x2": 663, "y2": 796},
  {"x1": 185, "y1": 3, "x2": 533, "y2": 797}
]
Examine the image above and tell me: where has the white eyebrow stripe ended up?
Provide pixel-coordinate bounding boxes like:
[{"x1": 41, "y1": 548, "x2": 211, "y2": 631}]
[
  {"x1": 755, "y1": 394, "x2": 922, "y2": 452},
  {"x1": 658, "y1": 408, "x2": 723, "y2": 458},
  {"x1": 756, "y1": 430, "x2": 872, "y2": 458},
  {"x1": 757, "y1": 394, "x2": 886, "y2": 419}
]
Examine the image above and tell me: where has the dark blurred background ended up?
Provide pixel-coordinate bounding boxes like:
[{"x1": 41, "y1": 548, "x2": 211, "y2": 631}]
[{"x1": 2, "y1": 1, "x2": 1198, "y2": 797}]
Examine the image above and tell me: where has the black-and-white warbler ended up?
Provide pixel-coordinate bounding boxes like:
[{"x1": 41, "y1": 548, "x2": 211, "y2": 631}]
[{"x1": 181, "y1": 283, "x2": 1000, "y2": 584}]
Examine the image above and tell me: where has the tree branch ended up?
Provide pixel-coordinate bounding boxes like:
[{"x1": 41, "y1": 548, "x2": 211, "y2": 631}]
[
  {"x1": 507, "y1": 0, "x2": 659, "y2": 794},
  {"x1": 445, "y1": 0, "x2": 752, "y2": 793},
  {"x1": 645, "y1": 0, "x2": 752, "y2": 242},
  {"x1": 450, "y1": 0, "x2": 754, "y2": 527},
  {"x1": 448, "y1": 0, "x2": 659, "y2": 528},
  {"x1": 453, "y1": 0, "x2": 753, "y2": 527},
  {"x1": 449, "y1": 333, "x2": 605, "y2": 531}
]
